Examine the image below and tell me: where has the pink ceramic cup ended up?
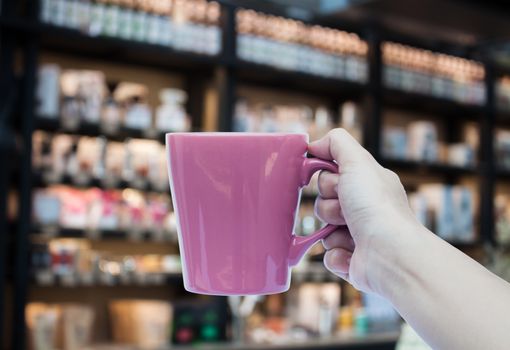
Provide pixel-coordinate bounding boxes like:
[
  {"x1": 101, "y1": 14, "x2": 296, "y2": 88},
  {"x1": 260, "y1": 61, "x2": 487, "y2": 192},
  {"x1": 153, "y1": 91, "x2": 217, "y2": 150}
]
[{"x1": 166, "y1": 133, "x2": 338, "y2": 295}]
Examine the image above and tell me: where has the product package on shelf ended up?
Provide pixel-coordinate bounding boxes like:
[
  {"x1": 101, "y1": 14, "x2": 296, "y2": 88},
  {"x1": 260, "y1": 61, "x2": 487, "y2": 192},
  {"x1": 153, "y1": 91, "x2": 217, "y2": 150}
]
[
  {"x1": 382, "y1": 119, "x2": 477, "y2": 167},
  {"x1": 156, "y1": 88, "x2": 190, "y2": 132},
  {"x1": 115, "y1": 82, "x2": 152, "y2": 133},
  {"x1": 35, "y1": 63, "x2": 191, "y2": 135},
  {"x1": 32, "y1": 131, "x2": 170, "y2": 192},
  {"x1": 447, "y1": 143, "x2": 475, "y2": 167},
  {"x1": 382, "y1": 126, "x2": 408, "y2": 160},
  {"x1": 36, "y1": 64, "x2": 61, "y2": 119},
  {"x1": 236, "y1": 9, "x2": 367, "y2": 82},
  {"x1": 26, "y1": 302, "x2": 94, "y2": 350},
  {"x1": 233, "y1": 99, "x2": 359, "y2": 141},
  {"x1": 109, "y1": 300, "x2": 172, "y2": 349},
  {"x1": 339, "y1": 101, "x2": 363, "y2": 144},
  {"x1": 495, "y1": 194, "x2": 510, "y2": 246},
  {"x1": 382, "y1": 42, "x2": 485, "y2": 105},
  {"x1": 287, "y1": 283, "x2": 341, "y2": 337},
  {"x1": 496, "y1": 130, "x2": 510, "y2": 170},
  {"x1": 497, "y1": 76, "x2": 510, "y2": 113},
  {"x1": 40, "y1": 0, "x2": 222, "y2": 55},
  {"x1": 32, "y1": 185, "x2": 177, "y2": 241},
  {"x1": 103, "y1": 141, "x2": 125, "y2": 186},
  {"x1": 361, "y1": 293, "x2": 400, "y2": 332},
  {"x1": 407, "y1": 121, "x2": 439, "y2": 162},
  {"x1": 60, "y1": 69, "x2": 106, "y2": 129},
  {"x1": 409, "y1": 184, "x2": 476, "y2": 243},
  {"x1": 31, "y1": 237, "x2": 181, "y2": 286}
]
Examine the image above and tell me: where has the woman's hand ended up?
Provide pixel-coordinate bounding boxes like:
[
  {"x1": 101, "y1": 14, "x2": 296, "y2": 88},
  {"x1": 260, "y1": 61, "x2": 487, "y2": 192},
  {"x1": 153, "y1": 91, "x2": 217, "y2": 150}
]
[
  {"x1": 309, "y1": 129, "x2": 510, "y2": 350},
  {"x1": 309, "y1": 128, "x2": 421, "y2": 295}
]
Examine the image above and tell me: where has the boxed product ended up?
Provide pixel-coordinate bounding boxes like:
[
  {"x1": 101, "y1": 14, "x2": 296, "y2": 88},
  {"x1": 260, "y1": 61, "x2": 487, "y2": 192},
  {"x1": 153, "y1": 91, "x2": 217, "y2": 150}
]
[
  {"x1": 75, "y1": 136, "x2": 104, "y2": 184},
  {"x1": 452, "y1": 186, "x2": 475, "y2": 242},
  {"x1": 47, "y1": 134, "x2": 74, "y2": 182},
  {"x1": 114, "y1": 82, "x2": 151, "y2": 131},
  {"x1": 60, "y1": 304, "x2": 95, "y2": 350},
  {"x1": 33, "y1": 188, "x2": 61, "y2": 227},
  {"x1": 26, "y1": 302, "x2": 94, "y2": 350},
  {"x1": 109, "y1": 300, "x2": 172, "y2": 349},
  {"x1": 339, "y1": 101, "x2": 363, "y2": 144},
  {"x1": 155, "y1": 88, "x2": 190, "y2": 132},
  {"x1": 288, "y1": 283, "x2": 341, "y2": 335},
  {"x1": 408, "y1": 192, "x2": 429, "y2": 228},
  {"x1": 495, "y1": 194, "x2": 510, "y2": 245},
  {"x1": 126, "y1": 139, "x2": 161, "y2": 188},
  {"x1": 58, "y1": 187, "x2": 90, "y2": 229},
  {"x1": 496, "y1": 130, "x2": 510, "y2": 169},
  {"x1": 60, "y1": 69, "x2": 106, "y2": 127},
  {"x1": 102, "y1": 141, "x2": 125, "y2": 186},
  {"x1": 26, "y1": 303, "x2": 60, "y2": 350},
  {"x1": 101, "y1": 86, "x2": 122, "y2": 134},
  {"x1": 415, "y1": 184, "x2": 475, "y2": 242},
  {"x1": 87, "y1": 189, "x2": 120, "y2": 231},
  {"x1": 407, "y1": 121, "x2": 438, "y2": 162},
  {"x1": 32, "y1": 131, "x2": 53, "y2": 174},
  {"x1": 382, "y1": 126, "x2": 408, "y2": 160},
  {"x1": 308, "y1": 107, "x2": 333, "y2": 141},
  {"x1": 147, "y1": 145, "x2": 169, "y2": 191},
  {"x1": 418, "y1": 184, "x2": 456, "y2": 241},
  {"x1": 36, "y1": 64, "x2": 61, "y2": 118},
  {"x1": 447, "y1": 143, "x2": 475, "y2": 167},
  {"x1": 361, "y1": 293, "x2": 399, "y2": 330}
]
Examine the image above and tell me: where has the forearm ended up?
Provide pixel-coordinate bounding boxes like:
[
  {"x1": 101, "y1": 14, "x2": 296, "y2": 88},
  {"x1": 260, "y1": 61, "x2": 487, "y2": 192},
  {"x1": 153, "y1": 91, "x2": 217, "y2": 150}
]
[{"x1": 378, "y1": 225, "x2": 510, "y2": 349}]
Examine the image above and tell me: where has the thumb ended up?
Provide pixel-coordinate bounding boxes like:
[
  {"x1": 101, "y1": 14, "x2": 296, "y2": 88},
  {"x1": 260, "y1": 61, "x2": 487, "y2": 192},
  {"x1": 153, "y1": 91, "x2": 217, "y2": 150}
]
[{"x1": 308, "y1": 128, "x2": 372, "y2": 167}]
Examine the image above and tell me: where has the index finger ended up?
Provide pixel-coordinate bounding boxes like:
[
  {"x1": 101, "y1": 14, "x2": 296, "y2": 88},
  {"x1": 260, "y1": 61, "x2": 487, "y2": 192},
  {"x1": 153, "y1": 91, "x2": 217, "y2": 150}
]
[{"x1": 308, "y1": 128, "x2": 371, "y2": 167}]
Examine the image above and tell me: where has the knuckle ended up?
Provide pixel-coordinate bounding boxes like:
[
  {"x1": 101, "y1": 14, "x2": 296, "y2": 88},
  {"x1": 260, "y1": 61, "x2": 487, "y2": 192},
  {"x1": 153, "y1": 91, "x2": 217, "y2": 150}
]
[
  {"x1": 329, "y1": 128, "x2": 347, "y2": 139},
  {"x1": 317, "y1": 171, "x2": 335, "y2": 193},
  {"x1": 384, "y1": 168, "x2": 402, "y2": 184},
  {"x1": 314, "y1": 197, "x2": 325, "y2": 217}
]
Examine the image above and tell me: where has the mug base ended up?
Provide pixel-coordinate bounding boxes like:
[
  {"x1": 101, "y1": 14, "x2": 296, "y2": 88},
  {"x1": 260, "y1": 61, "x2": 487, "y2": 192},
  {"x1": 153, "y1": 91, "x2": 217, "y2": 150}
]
[{"x1": 184, "y1": 285, "x2": 290, "y2": 296}]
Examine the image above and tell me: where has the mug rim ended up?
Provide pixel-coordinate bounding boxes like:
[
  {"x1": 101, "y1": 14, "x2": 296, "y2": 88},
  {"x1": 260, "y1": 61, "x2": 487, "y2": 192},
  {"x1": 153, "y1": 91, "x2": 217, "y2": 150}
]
[{"x1": 166, "y1": 132, "x2": 308, "y2": 137}]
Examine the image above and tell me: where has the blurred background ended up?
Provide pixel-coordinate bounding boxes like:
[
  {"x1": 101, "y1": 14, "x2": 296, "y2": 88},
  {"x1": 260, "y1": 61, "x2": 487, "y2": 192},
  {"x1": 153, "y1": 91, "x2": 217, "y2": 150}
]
[{"x1": 1, "y1": 0, "x2": 510, "y2": 349}]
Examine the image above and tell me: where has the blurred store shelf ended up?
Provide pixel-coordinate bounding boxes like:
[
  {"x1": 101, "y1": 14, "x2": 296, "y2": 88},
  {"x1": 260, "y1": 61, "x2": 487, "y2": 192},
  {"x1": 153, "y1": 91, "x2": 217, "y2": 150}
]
[
  {"x1": 497, "y1": 167, "x2": 510, "y2": 180},
  {"x1": 39, "y1": 22, "x2": 219, "y2": 72},
  {"x1": 236, "y1": 60, "x2": 366, "y2": 99},
  {"x1": 33, "y1": 172, "x2": 169, "y2": 193},
  {"x1": 31, "y1": 225, "x2": 173, "y2": 242},
  {"x1": 496, "y1": 111, "x2": 510, "y2": 127},
  {"x1": 164, "y1": 330, "x2": 400, "y2": 350},
  {"x1": 35, "y1": 117, "x2": 169, "y2": 144},
  {"x1": 381, "y1": 158, "x2": 477, "y2": 176},
  {"x1": 383, "y1": 88, "x2": 483, "y2": 118},
  {"x1": 32, "y1": 272, "x2": 183, "y2": 288},
  {"x1": 31, "y1": 263, "x2": 340, "y2": 288}
]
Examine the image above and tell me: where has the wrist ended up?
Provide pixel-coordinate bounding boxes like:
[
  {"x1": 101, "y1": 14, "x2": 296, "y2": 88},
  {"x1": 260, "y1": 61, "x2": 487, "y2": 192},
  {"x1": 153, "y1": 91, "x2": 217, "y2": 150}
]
[{"x1": 365, "y1": 214, "x2": 431, "y2": 300}]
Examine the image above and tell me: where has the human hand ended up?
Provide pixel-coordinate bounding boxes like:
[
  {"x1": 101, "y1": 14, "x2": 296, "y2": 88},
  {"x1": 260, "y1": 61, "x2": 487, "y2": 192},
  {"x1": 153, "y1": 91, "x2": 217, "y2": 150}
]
[{"x1": 309, "y1": 129, "x2": 422, "y2": 295}]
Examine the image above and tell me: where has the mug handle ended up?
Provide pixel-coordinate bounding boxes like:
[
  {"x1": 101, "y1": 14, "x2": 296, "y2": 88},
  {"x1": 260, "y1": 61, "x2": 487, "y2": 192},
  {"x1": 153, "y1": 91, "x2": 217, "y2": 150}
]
[{"x1": 288, "y1": 158, "x2": 339, "y2": 267}]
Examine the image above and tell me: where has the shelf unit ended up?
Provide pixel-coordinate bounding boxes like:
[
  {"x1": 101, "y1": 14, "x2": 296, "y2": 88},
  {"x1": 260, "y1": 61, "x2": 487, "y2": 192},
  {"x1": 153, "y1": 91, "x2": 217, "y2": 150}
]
[
  {"x1": 380, "y1": 158, "x2": 478, "y2": 177},
  {"x1": 0, "y1": 1, "x2": 504, "y2": 349},
  {"x1": 35, "y1": 117, "x2": 170, "y2": 144}
]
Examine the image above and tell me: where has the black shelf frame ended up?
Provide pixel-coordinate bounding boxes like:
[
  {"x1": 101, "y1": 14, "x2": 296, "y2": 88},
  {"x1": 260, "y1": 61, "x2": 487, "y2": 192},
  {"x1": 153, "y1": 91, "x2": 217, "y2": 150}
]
[
  {"x1": 34, "y1": 117, "x2": 171, "y2": 144},
  {"x1": 31, "y1": 225, "x2": 176, "y2": 242},
  {"x1": 1, "y1": 1, "x2": 505, "y2": 349},
  {"x1": 380, "y1": 158, "x2": 478, "y2": 176}
]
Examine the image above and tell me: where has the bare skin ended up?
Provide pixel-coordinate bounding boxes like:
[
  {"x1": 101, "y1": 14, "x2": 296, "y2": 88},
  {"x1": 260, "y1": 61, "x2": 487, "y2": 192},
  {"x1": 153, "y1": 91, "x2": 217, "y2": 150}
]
[{"x1": 309, "y1": 128, "x2": 510, "y2": 350}]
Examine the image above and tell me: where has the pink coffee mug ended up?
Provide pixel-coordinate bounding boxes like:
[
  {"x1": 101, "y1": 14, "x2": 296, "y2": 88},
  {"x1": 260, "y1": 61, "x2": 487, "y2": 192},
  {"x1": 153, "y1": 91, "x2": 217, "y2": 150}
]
[{"x1": 166, "y1": 133, "x2": 338, "y2": 295}]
